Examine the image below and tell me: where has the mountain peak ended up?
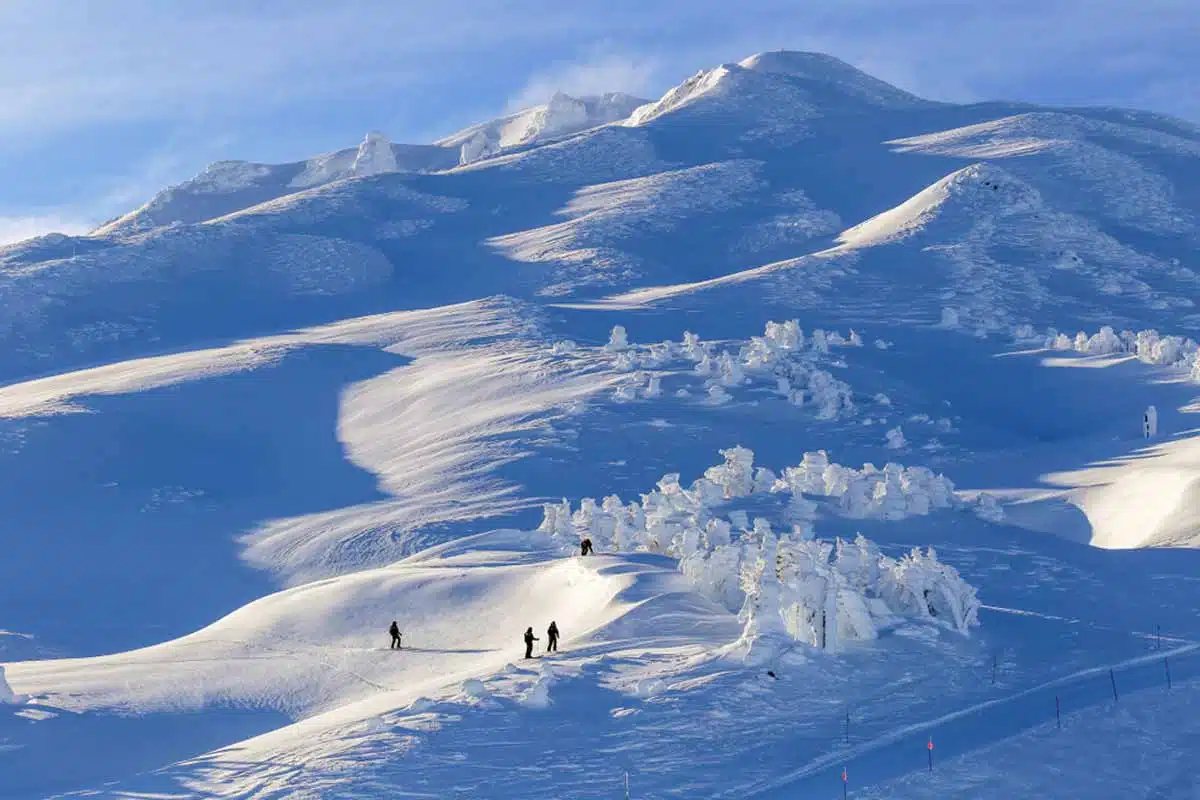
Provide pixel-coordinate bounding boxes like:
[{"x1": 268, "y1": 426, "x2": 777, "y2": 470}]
[
  {"x1": 737, "y1": 50, "x2": 857, "y2": 75},
  {"x1": 737, "y1": 49, "x2": 932, "y2": 108},
  {"x1": 626, "y1": 50, "x2": 933, "y2": 128}
]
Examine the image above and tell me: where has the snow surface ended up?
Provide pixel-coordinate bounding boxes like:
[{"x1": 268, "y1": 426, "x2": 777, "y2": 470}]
[{"x1": 4, "y1": 47, "x2": 1200, "y2": 800}]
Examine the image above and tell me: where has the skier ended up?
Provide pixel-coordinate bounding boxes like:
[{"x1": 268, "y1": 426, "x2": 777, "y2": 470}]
[
  {"x1": 524, "y1": 626, "x2": 539, "y2": 659},
  {"x1": 389, "y1": 620, "x2": 402, "y2": 650},
  {"x1": 580, "y1": 537, "x2": 594, "y2": 556},
  {"x1": 546, "y1": 621, "x2": 560, "y2": 653}
]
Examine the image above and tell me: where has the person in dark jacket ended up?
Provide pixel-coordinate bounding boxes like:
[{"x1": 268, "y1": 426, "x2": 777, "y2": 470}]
[
  {"x1": 389, "y1": 620, "x2": 402, "y2": 649},
  {"x1": 524, "y1": 626, "x2": 539, "y2": 659},
  {"x1": 546, "y1": 621, "x2": 560, "y2": 653},
  {"x1": 580, "y1": 537, "x2": 594, "y2": 556}
]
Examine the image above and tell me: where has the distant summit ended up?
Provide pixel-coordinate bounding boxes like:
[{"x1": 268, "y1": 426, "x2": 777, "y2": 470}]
[
  {"x1": 628, "y1": 49, "x2": 933, "y2": 128},
  {"x1": 736, "y1": 50, "x2": 933, "y2": 108}
]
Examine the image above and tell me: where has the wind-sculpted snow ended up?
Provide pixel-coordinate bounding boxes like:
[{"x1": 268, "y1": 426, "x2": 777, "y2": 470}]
[
  {"x1": 833, "y1": 162, "x2": 1197, "y2": 332},
  {"x1": 0, "y1": 225, "x2": 397, "y2": 374},
  {"x1": 212, "y1": 175, "x2": 469, "y2": 227},
  {"x1": 890, "y1": 111, "x2": 1200, "y2": 162},
  {"x1": 96, "y1": 142, "x2": 464, "y2": 236},
  {"x1": 454, "y1": 125, "x2": 664, "y2": 184},
  {"x1": 889, "y1": 113, "x2": 1199, "y2": 235},
  {"x1": 729, "y1": 189, "x2": 843, "y2": 255},
  {"x1": 489, "y1": 161, "x2": 765, "y2": 292},
  {"x1": 539, "y1": 445, "x2": 983, "y2": 657},
  {"x1": 627, "y1": 64, "x2": 820, "y2": 142},
  {"x1": 567, "y1": 151, "x2": 1195, "y2": 326},
  {"x1": 0, "y1": 298, "x2": 622, "y2": 585}
]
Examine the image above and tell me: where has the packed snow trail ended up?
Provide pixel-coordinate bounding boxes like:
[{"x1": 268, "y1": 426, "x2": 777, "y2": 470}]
[
  {"x1": 857, "y1": 677, "x2": 1200, "y2": 798},
  {"x1": 736, "y1": 642, "x2": 1200, "y2": 798}
]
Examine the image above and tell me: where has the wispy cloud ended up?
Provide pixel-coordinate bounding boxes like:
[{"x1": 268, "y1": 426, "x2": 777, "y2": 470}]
[
  {"x1": 0, "y1": 214, "x2": 91, "y2": 246},
  {"x1": 508, "y1": 52, "x2": 661, "y2": 110},
  {"x1": 0, "y1": 1, "x2": 581, "y2": 137},
  {"x1": 4, "y1": 0, "x2": 1196, "y2": 140}
]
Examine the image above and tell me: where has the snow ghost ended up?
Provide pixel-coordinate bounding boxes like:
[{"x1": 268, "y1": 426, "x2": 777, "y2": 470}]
[
  {"x1": 604, "y1": 325, "x2": 630, "y2": 351},
  {"x1": 0, "y1": 665, "x2": 21, "y2": 704},
  {"x1": 1144, "y1": 405, "x2": 1158, "y2": 439}
]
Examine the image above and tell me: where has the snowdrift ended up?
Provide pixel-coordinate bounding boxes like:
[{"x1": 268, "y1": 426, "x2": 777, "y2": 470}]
[
  {"x1": 1043, "y1": 436, "x2": 1200, "y2": 549},
  {"x1": 6, "y1": 530, "x2": 637, "y2": 718}
]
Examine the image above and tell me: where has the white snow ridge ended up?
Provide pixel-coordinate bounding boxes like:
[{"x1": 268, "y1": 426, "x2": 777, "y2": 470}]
[{"x1": 3, "y1": 44, "x2": 1200, "y2": 800}]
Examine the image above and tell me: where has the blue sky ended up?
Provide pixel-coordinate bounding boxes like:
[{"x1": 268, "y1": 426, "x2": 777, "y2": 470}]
[{"x1": 1, "y1": 0, "x2": 1196, "y2": 243}]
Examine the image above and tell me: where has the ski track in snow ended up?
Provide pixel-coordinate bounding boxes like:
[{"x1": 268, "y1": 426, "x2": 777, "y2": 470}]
[{"x1": 738, "y1": 640, "x2": 1200, "y2": 797}]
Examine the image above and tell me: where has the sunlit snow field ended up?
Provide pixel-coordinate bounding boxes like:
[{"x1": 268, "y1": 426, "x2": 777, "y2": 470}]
[{"x1": 3, "y1": 50, "x2": 1200, "y2": 799}]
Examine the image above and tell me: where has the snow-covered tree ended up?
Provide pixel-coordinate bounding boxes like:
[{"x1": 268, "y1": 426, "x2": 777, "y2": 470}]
[
  {"x1": 0, "y1": 665, "x2": 22, "y2": 705},
  {"x1": 681, "y1": 331, "x2": 706, "y2": 361},
  {"x1": 604, "y1": 325, "x2": 630, "y2": 351}
]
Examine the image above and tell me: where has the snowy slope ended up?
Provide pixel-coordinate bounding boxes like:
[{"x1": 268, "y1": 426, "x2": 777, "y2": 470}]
[
  {"x1": 4, "y1": 48, "x2": 1200, "y2": 800},
  {"x1": 91, "y1": 92, "x2": 645, "y2": 239}
]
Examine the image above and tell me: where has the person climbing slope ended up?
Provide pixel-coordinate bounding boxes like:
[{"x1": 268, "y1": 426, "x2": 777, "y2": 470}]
[
  {"x1": 389, "y1": 620, "x2": 402, "y2": 650},
  {"x1": 546, "y1": 621, "x2": 559, "y2": 653},
  {"x1": 524, "y1": 626, "x2": 539, "y2": 659},
  {"x1": 580, "y1": 537, "x2": 594, "y2": 556}
]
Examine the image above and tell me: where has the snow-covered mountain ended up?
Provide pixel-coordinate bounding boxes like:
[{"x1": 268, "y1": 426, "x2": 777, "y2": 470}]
[
  {"x1": 4, "y1": 50, "x2": 1200, "y2": 799},
  {"x1": 92, "y1": 92, "x2": 647, "y2": 239}
]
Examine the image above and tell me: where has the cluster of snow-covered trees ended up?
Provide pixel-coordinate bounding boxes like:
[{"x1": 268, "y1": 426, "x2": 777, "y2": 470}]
[
  {"x1": 1014, "y1": 324, "x2": 1200, "y2": 380},
  {"x1": 538, "y1": 446, "x2": 987, "y2": 656},
  {"x1": 556, "y1": 320, "x2": 877, "y2": 419},
  {"x1": 940, "y1": 309, "x2": 1200, "y2": 383}
]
